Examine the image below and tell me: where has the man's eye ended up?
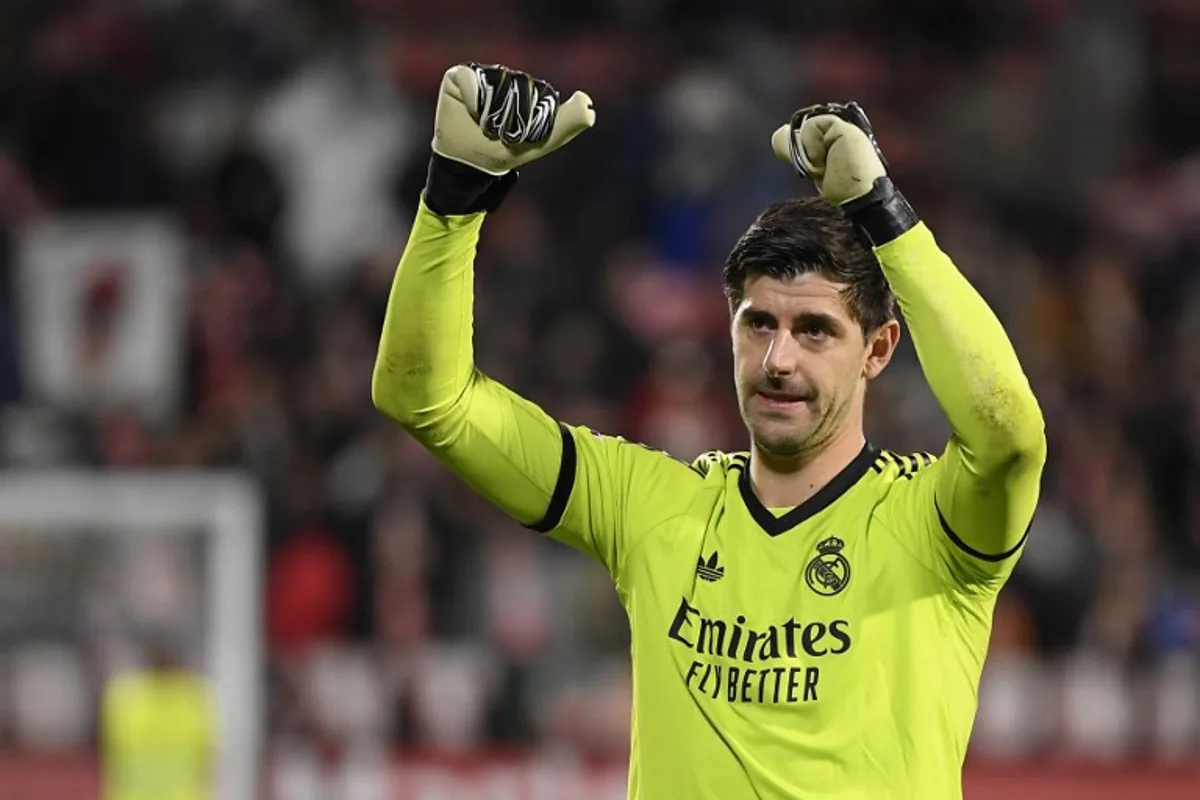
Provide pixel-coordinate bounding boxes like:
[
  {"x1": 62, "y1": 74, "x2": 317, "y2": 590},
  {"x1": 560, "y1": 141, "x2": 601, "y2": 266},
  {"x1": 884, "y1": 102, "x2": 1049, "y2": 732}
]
[
  {"x1": 747, "y1": 318, "x2": 771, "y2": 333},
  {"x1": 801, "y1": 325, "x2": 829, "y2": 340}
]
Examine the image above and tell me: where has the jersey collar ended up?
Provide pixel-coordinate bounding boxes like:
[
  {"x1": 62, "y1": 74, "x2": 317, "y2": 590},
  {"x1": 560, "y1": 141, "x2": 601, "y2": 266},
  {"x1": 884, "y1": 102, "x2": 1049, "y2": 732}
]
[{"x1": 737, "y1": 443, "x2": 879, "y2": 537}]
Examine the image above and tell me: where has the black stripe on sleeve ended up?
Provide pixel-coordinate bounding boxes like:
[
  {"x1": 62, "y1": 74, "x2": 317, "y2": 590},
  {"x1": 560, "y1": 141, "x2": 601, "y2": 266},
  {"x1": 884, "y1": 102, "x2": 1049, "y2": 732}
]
[
  {"x1": 527, "y1": 422, "x2": 578, "y2": 533},
  {"x1": 935, "y1": 501, "x2": 1030, "y2": 562}
]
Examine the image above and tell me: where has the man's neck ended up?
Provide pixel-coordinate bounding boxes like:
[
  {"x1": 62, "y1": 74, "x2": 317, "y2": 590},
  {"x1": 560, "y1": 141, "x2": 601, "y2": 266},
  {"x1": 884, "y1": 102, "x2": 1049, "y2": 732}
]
[{"x1": 749, "y1": 427, "x2": 867, "y2": 509}]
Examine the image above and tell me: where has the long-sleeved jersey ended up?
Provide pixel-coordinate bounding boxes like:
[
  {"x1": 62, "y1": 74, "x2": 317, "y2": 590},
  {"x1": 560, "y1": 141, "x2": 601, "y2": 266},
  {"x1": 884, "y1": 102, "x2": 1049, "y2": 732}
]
[{"x1": 372, "y1": 199, "x2": 1046, "y2": 799}]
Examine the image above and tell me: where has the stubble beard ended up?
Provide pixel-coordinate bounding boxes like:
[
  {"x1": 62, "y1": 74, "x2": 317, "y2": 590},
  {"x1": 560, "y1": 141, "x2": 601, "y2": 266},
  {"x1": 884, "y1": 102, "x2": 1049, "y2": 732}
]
[{"x1": 742, "y1": 391, "x2": 848, "y2": 466}]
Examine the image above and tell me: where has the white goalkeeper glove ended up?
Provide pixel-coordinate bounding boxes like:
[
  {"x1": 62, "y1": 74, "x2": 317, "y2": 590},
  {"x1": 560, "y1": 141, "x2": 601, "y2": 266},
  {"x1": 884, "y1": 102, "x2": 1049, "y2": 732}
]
[
  {"x1": 422, "y1": 62, "x2": 595, "y2": 217},
  {"x1": 423, "y1": 63, "x2": 595, "y2": 216},
  {"x1": 432, "y1": 62, "x2": 595, "y2": 176},
  {"x1": 771, "y1": 102, "x2": 917, "y2": 246}
]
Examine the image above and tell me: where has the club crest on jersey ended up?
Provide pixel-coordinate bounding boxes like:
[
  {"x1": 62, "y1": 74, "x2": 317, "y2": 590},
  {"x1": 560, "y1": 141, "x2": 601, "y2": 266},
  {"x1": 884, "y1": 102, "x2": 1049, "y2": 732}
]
[{"x1": 805, "y1": 537, "x2": 850, "y2": 596}]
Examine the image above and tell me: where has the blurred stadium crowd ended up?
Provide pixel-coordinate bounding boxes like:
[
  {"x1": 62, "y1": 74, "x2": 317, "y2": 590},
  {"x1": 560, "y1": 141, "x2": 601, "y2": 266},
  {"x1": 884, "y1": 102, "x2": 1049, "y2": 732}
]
[{"x1": 2, "y1": 0, "x2": 1200, "y2": 786}]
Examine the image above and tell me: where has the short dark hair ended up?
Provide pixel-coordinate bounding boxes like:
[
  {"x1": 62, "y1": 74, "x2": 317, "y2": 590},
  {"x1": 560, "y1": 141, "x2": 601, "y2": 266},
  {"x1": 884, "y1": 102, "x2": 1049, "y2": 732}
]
[{"x1": 722, "y1": 198, "x2": 895, "y2": 333}]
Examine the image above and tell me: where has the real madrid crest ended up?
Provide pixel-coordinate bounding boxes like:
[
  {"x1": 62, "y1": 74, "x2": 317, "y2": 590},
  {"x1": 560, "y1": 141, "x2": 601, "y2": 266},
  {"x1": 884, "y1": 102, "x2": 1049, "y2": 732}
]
[{"x1": 805, "y1": 536, "x2": 851, "y2": 596}]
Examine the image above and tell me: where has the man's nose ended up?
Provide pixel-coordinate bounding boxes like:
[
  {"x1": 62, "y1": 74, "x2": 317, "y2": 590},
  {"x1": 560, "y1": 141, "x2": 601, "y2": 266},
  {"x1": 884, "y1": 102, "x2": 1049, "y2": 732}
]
[{"x1": 762, "y1": 332, "x2": 798, "y2": 378}]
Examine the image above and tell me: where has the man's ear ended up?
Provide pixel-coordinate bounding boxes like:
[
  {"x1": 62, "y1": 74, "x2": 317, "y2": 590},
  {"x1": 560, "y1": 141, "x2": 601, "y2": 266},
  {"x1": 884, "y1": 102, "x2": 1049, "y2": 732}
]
[{"x1": 863, "y1": 319, "x2": 901, "y2": 380}]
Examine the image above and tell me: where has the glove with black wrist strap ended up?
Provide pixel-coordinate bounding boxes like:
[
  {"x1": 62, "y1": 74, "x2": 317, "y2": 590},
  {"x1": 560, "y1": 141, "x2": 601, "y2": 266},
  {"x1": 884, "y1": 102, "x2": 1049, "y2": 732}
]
[
  {"x1": 771, "y1": 102, "x2": 918, "y2": 247},
  {"x1": 423, "y1": 63, "x2": 595, "y2": 216}
]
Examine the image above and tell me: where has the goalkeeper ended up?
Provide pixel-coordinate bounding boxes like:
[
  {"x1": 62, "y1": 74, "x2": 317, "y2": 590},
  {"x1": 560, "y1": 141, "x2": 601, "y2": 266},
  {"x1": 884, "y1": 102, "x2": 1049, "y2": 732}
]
[{"x1": 373, "y1": 64, "x2": 1046, "y2": 799}]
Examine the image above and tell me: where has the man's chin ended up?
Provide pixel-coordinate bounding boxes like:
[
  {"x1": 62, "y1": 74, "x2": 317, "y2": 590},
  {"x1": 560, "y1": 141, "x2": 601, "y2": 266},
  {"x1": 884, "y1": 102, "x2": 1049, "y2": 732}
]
[{"x1": 746, "y1": 419, "x2": 812, "y2": 458}]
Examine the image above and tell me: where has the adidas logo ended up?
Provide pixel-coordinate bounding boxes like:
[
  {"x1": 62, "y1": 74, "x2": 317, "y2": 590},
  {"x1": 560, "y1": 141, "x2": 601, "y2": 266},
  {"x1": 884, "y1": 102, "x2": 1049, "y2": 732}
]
[{"x1": 697, "y1": 551, "x2": 725, "y2": 583}]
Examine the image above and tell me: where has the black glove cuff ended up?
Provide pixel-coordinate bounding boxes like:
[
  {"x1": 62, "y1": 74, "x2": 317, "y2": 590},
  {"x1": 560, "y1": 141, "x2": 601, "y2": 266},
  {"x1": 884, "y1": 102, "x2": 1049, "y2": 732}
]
[
  {"x1": 423, "y1": 153, "x2": 519, "y2": 216},
  {"x1": 842, "y1": 176, "x2": 919, "y2": 248}
]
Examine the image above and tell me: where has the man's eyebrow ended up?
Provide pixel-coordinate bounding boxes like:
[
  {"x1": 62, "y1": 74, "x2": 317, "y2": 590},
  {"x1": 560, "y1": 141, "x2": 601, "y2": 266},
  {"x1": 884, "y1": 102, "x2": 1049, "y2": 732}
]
[
  {"x1": 791, "y1": 311, "x2": 842, "y2": 329},
  {"x1": 742, "y1": 307, "x2": 840, "y2": 324}
]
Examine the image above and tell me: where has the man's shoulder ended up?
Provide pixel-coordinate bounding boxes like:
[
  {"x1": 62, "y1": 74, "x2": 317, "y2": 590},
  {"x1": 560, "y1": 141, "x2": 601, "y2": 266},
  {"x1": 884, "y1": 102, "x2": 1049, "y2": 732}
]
[
  {"x1": 844, "y1": 447, "x2": 944, "y2": 528},
  {"x1": 870, "y1": 448, "x2": 940, "y2": 486},
  {"x1": 866, "y1": 447, "x2": 943, "y2": 533},
  {"x1": 574, "y1": 426, "x2": 718, "y2": 485}
]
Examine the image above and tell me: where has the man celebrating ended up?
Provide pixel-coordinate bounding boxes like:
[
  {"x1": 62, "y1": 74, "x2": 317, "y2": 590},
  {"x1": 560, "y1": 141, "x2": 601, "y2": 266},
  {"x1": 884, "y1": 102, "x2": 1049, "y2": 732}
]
[{"x1": 373, "y1": 63, "x2": 1046, "y2": 799}]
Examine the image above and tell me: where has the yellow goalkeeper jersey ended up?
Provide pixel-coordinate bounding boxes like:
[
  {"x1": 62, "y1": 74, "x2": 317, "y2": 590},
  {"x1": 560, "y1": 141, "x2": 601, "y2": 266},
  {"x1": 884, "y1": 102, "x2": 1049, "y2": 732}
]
[
  {"x1": 373, "y1": 201, "x2": 1044, "y2": 800},
  {"x1": 538, "y1": 436, "x2": 1019, "y2": 799}
]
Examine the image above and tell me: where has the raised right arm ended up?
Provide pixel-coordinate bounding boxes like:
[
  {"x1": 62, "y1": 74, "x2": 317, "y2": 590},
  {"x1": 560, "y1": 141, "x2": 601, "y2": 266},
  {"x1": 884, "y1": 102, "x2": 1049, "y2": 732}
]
[
  {"x1": 372, "y1": 195, "x2": 696, "y2": 582},
  {"x1": 371, "y1": 198, "x2": 565, "y2": 528},
  {"x1": 372, "y1": 64, "x2": 698, "y2": 581},
  {"x1": 372, "y1": 62, "x2": 593, "y2": 536}
]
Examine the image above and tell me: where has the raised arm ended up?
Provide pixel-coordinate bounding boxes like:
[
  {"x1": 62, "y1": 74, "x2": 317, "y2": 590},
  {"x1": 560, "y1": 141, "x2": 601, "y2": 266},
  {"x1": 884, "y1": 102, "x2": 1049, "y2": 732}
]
[
  {"x1": 372, "y1": 197, "x2": 564, "y2": 525},
  {"x1": 372, "y1": 64, "x2": 695, "y2": 582},
  {"x1": 773, "y1": 102, "x2": 1046, "y2": 579},
  {"x1": 873, "y1": 225, "x2": 1045, "y2": 560}
]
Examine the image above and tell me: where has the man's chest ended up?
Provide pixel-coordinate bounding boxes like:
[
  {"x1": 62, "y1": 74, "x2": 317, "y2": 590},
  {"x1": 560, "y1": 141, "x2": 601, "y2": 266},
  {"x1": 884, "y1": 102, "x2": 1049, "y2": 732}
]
[
  {"x1": 621, "y1": 489, "x2": 941, "y2": 710},
  {"x1": 629, "y1": 488, "x2": 885, "y2": 618}
]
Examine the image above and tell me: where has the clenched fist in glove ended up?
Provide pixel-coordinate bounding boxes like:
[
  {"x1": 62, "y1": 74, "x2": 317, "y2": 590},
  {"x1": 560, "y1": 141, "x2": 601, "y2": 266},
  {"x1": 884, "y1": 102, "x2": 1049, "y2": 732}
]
[
  {"x1": 772, "y1": 102, "x2": 917, "y2": 247},
  {"x1": 424, "y1": 63, "x2": 595, "y2": 216}
]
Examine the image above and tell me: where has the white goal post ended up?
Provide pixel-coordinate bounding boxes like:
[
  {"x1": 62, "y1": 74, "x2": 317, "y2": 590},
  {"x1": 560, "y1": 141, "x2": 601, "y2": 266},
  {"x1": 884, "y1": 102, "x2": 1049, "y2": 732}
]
[{"x1": 0, "y1": 471, "x2": 264, "y2": 800}]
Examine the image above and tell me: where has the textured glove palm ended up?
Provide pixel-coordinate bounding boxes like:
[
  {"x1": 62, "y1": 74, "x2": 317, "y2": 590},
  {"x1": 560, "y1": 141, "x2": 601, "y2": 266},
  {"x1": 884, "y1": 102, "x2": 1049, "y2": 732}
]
[
  {"x1": 432, "y1": 63, "x2": 596, "y2": 176},
  {"x1": 770, "y1": 102, "x2": 888, "y2": 207}
]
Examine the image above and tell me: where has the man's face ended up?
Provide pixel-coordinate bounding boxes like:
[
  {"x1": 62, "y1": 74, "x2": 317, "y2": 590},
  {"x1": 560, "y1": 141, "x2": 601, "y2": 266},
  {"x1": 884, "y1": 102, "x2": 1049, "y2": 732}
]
[{"x1": 731, "y1": 273, "x2": 895, "y2": 461}]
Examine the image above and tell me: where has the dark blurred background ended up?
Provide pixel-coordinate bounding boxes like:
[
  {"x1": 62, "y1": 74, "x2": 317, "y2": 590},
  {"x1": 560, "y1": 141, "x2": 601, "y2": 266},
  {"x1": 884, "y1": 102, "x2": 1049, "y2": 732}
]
[{"x1": 0, "y1": 0, "x2": 1199, "y2": 797}]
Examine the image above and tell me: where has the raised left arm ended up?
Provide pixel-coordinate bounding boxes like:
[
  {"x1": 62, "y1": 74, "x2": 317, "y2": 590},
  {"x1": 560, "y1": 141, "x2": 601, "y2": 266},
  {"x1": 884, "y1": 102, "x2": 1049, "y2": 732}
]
[
  {"x1": 772, "y1": 101, "x2": 1046, "y2": 565},
  {"x1": 876, "y1": 223, "x2": 1046, "y2": 559}
]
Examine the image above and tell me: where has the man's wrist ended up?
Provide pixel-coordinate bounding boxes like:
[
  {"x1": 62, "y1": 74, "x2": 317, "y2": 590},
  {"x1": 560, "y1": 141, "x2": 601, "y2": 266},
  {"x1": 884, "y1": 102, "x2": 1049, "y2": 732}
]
[
  {"x1": 423, "y1": 153, "x2": 519, "y2": 216},
  {"x1": 841, "y1": 177, "x2": 919, "y2": 248}
]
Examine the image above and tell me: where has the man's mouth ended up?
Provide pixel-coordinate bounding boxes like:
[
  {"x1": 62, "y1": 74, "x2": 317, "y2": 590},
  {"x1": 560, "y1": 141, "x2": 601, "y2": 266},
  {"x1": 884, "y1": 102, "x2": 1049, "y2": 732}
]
[{"x1": 756, "y1": 389, "x2": 808, "y2": 406}]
